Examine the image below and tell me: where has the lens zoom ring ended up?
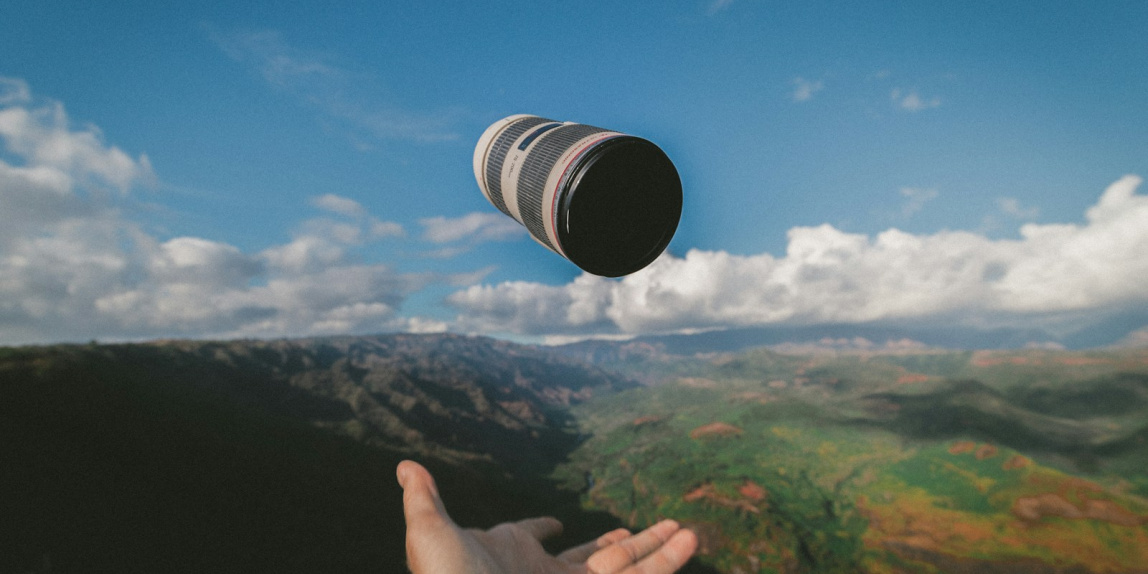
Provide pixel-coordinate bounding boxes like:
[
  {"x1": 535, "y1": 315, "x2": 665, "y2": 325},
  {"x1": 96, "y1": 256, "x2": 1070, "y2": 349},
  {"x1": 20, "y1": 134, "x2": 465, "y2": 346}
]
[
  {"x1": 517, "y1": 124, "x2": 610, "y2": 251},
  {"x1": 484, "y1": 116, "x2": 552, "y2": 218}
]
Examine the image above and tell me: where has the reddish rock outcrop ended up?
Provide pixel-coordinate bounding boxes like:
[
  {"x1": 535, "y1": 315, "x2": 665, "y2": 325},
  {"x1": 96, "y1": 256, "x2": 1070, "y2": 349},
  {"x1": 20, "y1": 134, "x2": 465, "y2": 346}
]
[
  {"x1": 1012, "y1": 493, "x2": 1145, "y2": 527},
  {"x1": 948, "y1": 440, "x2": 977, "y2": 455},
  {"x1": 1002, "y1": 454, "x2": 1031, "y2": 471},
  {"x1": 690, "y1": 422, "x2": 743, "y2": 439},
  {"x1": 975, "y1": 444, "x2": 998, "y2": 460}
]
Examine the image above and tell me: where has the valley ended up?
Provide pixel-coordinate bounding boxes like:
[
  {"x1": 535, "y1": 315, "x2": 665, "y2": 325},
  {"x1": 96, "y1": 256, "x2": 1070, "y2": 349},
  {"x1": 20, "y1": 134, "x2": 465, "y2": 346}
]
[
  {"x1": 556, "y1": 346, "x2": 1148, "y2": 573},
  {"x1": 3, "y1": 335, "x2": 1148, "y2": 572}
]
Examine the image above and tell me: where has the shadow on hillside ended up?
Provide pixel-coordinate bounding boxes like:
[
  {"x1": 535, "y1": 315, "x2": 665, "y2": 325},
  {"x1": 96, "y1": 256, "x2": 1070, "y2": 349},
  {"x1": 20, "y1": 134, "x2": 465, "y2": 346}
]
[
  {"x1": 0, "y1": 343, "x2": 720, "y2": 573},
  {"x1": 853, "y1": 376, "x2": 1148, "y2": 473}
]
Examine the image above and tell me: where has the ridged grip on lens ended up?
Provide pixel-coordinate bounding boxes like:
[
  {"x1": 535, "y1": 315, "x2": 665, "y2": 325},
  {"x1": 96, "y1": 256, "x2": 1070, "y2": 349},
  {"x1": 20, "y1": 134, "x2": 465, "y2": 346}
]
[
  {"x1": 516, "y1": 124, "x2": 611, "y2": 252},
  {"x1": 482, "y1": 116, "x2": 552, "y2": 219}
]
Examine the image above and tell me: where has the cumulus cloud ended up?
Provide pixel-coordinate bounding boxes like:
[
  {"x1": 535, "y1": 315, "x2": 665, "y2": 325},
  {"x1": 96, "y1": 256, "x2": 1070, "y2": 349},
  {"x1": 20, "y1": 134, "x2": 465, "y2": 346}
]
[
  {"x1": 0, "y1": 87, "x2": 154, "y2": 193},
  {"x1": 448, "y1": 175, "x2": 1148, "y2": 338},
  {"x1": 302, "y1": 194, "x2": 405, "y2": 244},
  {"x1": 207, "y1": 26, "x2": 459, "y2": 143},
  {"x1": 420, "y1": 212, "x2": 526, "y2": 245},
  {"x1": 0, "y1": 78, "x2": 439, "y2": 345},
  {"x1": 892, "y1": 88, "x2": 941, "y2": 112},
  {"x1": 791, "y1": 78, "x2": 824, "y2": 102}
]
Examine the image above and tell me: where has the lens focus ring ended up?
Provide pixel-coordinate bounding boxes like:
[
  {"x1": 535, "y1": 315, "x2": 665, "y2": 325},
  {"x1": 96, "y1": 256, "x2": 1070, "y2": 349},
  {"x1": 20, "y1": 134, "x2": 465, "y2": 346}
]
[{"x1": 483, "y1": 116, "x2": 552, "y2": 219}]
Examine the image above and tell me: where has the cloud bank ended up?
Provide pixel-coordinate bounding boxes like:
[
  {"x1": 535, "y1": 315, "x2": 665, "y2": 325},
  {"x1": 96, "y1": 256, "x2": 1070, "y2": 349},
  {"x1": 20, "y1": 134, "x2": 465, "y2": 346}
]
[
  {"x1": 5, "y1": 76, "x2": 1146, "y2": 347},
  {"x1": 0, "y1": 78, "x2": 445, "y2": 345},
  {"x1": 420, "y1": 212, "x2": 525, "y2": 244},
  {"x1": 448, "y1": 175, "x2": 1148, "y2": 340}
]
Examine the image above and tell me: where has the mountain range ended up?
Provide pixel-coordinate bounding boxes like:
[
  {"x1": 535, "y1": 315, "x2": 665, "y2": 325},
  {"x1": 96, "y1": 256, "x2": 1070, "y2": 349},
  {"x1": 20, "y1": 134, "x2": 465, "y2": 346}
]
[
  {"x1": 4, "y1": 332, "x2": 1148, "y2": 573},
  {"x1": 0, "y1": 334, "x2": 658, "y2": 573}
]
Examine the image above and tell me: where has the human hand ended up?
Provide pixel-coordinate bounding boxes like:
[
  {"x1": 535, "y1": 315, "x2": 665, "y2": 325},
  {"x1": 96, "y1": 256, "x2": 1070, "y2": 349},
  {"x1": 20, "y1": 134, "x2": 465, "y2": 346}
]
[{"x1": 397, "y1": 460, "x2": 698, "y2": 574}]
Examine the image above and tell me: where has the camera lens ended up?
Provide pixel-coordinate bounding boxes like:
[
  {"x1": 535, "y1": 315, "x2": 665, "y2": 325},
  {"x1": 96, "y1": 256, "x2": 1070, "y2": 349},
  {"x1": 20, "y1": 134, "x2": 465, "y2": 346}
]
[{"x1": 473, "y1": 115, "x2": 682, "y2": 277}]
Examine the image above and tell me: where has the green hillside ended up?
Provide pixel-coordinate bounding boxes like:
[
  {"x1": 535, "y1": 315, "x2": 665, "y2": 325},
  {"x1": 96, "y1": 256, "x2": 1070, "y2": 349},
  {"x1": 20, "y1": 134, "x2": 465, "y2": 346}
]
[{"x1": 556, "y1": 347, "x2": 1148, "y2": 573}]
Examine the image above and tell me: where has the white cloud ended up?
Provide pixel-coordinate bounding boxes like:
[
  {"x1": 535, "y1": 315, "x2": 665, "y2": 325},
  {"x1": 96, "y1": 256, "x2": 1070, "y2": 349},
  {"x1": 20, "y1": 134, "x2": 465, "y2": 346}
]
[
  {"x1": 0, "y1": 96, "x2": 154, "y2": 193},
  {"x1": 448, "y1": 175, "x2": 1148, "y2": 338},
  {"x1": 307, "y1": 193, "x2": 405, "y2": 241},
  {"x1": 312, "y1": 193, "x2": 366, "y2": 218},
  {"x1": 207, "y1": 27, "x2": 459, "y2": 143},
  {"x1": 1115, "y1": 327, "x2": 1148, "y2": 348},
  {"x1": 997, "y1": 197, "x2": 1039, "y2": 219},
  {"x1": 0, "y1": 77, "x2": 31, "y2": 105},
  {"x1": 419, "y1": 212, "x2": 526, "y2": 244},
  {"x1": 152, "y1": 237, "x2": 263, "y2": 287},
  {"x1": 791, "y1": 77, "x2": 824, "y2": 102},
  {"x1": 421, "y1": 245, "x2": 471, "y2": 259},
  {"x1": 369, "y1": 219, "x2": 405, "y2": 239},
  {"x1": 899, "y1": 187, "x2": 939, "y2": 217},
  {"x1": 0, "y1": 79, "x2": 441, "y2": 345},
  {"x1": 261, "y1": 235, "x2": 347, "y2": 274},
  {"x1": 891, "y1": 88, "x2": 941, "y2": 112}
]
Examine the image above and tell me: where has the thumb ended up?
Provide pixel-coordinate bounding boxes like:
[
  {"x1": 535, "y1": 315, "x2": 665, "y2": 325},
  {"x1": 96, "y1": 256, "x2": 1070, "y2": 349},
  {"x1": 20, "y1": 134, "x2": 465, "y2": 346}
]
[{"x1": 397, "y1": 460, "x2": 452, "y2": 529}]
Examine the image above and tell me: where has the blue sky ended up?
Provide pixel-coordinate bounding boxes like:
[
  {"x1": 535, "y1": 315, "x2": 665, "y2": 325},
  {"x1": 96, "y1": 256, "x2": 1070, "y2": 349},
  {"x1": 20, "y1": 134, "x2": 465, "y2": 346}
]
[{"x1": 2, "y1": 0, "x2": 1147, "y2": 346}]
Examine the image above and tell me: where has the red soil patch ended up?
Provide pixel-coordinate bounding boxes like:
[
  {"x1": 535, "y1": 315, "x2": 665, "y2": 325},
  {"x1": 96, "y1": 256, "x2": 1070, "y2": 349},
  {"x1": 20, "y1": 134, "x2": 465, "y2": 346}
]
[
  {"x1": 683, "y1": 483, "x2": 717, "y2": 503},
  {"x1": 948, "y1": 441, "x2": 996, "y2": 459},
  {"x1": 974, "y1": 444, "x2": 998, "y2": 460},
  {"x1": 683, "y1": 482, "x2": 761, "y2": 514},
  {"x1": 1002, "y1": 454, "x2": 1031, "y2": 470},
  {"x1": 738, "y1": 480, "x2": 768, "y2": 502},
  {"x1": 948, "y1": 441, "x2": 977, "y2": 455},
  {"x1": 1012, "y1": 494, "x2": 1145, "y2": 527},
  {"x1": 1082, "y1": 499, "x2": 1145, "y2": 527},
  {"x1": 896, "y1": 373, "x2": 930, "y2": 384},
  {"x1": 690, "y1": 422, "x2": 743, "y2": 440}
]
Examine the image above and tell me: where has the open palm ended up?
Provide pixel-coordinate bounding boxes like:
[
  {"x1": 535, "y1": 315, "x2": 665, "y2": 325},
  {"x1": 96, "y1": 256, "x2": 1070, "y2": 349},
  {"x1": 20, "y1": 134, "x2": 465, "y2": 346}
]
[{"x1": 398, "y1": 460, "x2": 698, "y2": 574}]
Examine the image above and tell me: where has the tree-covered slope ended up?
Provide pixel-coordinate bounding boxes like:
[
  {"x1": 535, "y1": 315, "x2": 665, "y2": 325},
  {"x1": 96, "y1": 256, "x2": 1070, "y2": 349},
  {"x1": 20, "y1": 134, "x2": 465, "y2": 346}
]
[{"x1": 0, "y1": 335, "x2": 638, "y2": 573}]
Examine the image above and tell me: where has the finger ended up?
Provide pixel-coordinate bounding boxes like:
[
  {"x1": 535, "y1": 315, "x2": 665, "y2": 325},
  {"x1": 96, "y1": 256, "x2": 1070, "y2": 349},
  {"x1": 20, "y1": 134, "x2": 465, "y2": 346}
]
[
  {"x1": 585, "y1": 520, "x2": 682, "y2": 574},
  {"x1": 623, "y1": 529, "x2": 698, "y2": 574},
  {"x1": 396, "y1": 460, "x2": 452, "y2": 529},
  {"x1": 513, "y1": 516, "x2": 564, "y2": 541},
  {"x1": 598, "y1": 528, "x2": 634, "y2": 547},
  {"x1": 556, "y1": 528, "x2": 631, "y2": 564},
  {"x1": 558, "y1": 540, "x2": 601, "y2": 564}
]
